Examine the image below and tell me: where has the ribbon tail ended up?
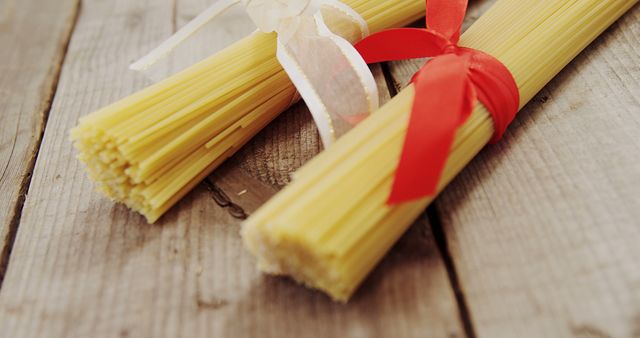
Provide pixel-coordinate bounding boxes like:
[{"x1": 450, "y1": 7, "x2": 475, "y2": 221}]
[
  {"x1": 388, "y1": 54, "x2": 473, "y2": 204},
  {"x1": 277, "y1": 13, "x2": 378, "y2": 146},
  {"x1": 355, "y1": 28, "x2": 449, "y2": 64},
  {"x1": 130, "y1": 0, "x2": 240, "y2": 71}
]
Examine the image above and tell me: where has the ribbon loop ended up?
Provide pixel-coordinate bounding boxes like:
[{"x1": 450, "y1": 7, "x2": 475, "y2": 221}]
[
  {"x1": 426, "y1": 0, "x2": 467, "y2": 43},
  {"x1": 274, "y1": 0, "x2": 378, "y2": 145},
  {"x1": 355, "y1": 0, "x2": 519, "y2": 204},
  {"x1": 356, "y1": 28, "x2": 450, "y2": 64},
  {"x1": 131, "y1": 0, "x2": 378, "y2": 147}
]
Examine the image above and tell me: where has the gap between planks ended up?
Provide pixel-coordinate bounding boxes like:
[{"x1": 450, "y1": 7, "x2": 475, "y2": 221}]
[
  {"x1": 378, "y1": 17, "x2": 482, "y2": 338},
  {"x1": 0, "y1": 0, "x2": 82, "y2": 288},
  {"x1": 199, "y1": 7, "x2": 481, "y2": 336},
  {"x1": 428, "y1": 206, "x2": 478, "y2": 338},
  {"x1": 0, "y1": 0, "x2": 470, "y2": 336}
]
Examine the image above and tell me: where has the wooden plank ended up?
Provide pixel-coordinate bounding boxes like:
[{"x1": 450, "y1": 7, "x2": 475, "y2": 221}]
[
  {"x1": 0, "y1": 0, "x2": 79, "y2": 281},
  {"x1": 389, "y1": 2, "x2": 640, "y2": 337},
  {"x1": 0, "y1": 1, "x2": 466, "y2": 337}
]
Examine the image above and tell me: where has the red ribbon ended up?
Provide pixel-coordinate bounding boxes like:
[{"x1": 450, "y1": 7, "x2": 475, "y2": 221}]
[{"x1": 355, "y1": 0, "x2": 520, "y2": 204}]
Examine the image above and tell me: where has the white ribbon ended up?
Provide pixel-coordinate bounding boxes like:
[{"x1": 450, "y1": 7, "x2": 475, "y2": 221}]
[{"x1": 130, "y1": 0, "x2": 379, "y2": 147}]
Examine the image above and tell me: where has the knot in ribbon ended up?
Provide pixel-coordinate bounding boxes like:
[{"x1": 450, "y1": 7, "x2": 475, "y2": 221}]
[
  {"x1": 355, "y1": 0, "x2": 519, "y2": 204},
  {"x1": 131, "y1": 0, "x2": 377, "y2": 147}
]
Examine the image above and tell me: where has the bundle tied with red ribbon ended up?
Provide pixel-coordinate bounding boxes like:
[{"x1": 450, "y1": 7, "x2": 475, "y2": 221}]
[
  {"x1": 242, "y1": 0, "x2": 638, "y2": 302},
  {"x1": 356, "y1": 0, "x2": 519, "y2": 204}
]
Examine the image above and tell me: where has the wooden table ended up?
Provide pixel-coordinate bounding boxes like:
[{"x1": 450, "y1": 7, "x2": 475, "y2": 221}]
[{"x1": 0, "y1": 0, "x2": 638, "y2": 337}]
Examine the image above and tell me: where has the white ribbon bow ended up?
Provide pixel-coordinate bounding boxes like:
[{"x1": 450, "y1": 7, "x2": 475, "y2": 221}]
[{"x1": 130, "y1": 0, "x2": 378, "y2": 147}]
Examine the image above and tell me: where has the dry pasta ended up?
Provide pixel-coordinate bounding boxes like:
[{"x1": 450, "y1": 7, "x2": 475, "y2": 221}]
[
  {"x1": 242, "y1": 0, "x2": 639, "y2": 302},
  {"x1": 71, "y1": 0, "x2": 426, "y2": 223}
]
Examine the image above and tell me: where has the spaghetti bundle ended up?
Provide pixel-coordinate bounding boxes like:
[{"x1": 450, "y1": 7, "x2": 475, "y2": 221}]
[
  {"x1": 71, "y1": 0, "x2": 425, "y2": 223},
  {"x1": 242, "y1": 0, "x2": 638, "y2": 301}
]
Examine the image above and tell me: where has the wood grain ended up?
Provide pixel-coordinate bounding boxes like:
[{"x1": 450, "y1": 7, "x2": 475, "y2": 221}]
[
  {"x1": 385, "y1": 2, "x2": 640, "y2": 338},
  {"x1": 0, "y1": 0, "x2": 79, "y2": 281},
  {"x1": 0, "y1": 0, "x2": 465, "y2": 337}
]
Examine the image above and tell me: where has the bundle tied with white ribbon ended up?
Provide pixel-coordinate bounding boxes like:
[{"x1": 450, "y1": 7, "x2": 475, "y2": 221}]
[{"x1": 131, "y1": 0, "x2": 379, "y2": 146}]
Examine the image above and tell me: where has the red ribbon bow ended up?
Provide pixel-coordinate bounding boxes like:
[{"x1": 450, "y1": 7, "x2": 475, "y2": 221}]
[{"x1": 355, "y1": 0, "x2": 520, "y2": 204}]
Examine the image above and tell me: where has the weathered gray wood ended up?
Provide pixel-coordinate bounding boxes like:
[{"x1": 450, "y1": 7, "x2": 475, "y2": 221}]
[
  {"x1": 0, "y1": 0, "x2": 466, "y2": 337},
  {"x1": 388, "y1": 2, "x2": 640, "y2": 337},
  {"x1": 0, "y1": 0, "x2": 79, "y2": 280}
]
